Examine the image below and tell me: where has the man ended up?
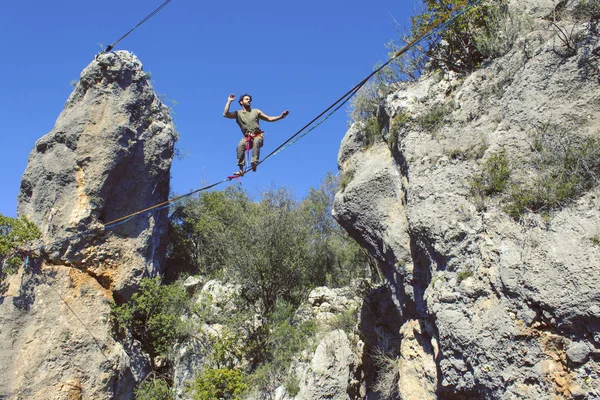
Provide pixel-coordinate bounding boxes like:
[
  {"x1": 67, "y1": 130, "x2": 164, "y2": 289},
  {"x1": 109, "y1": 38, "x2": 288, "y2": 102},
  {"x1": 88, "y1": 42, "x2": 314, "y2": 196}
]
[{"x1": 223, "y1": 94, "x2": 289, "y2": 176}]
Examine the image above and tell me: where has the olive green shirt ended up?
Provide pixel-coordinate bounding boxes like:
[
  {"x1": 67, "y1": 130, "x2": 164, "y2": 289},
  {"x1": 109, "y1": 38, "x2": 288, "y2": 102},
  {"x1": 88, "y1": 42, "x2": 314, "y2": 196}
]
[{"x1": 235, "y1": 108, "x2": 261, "y2": 136}]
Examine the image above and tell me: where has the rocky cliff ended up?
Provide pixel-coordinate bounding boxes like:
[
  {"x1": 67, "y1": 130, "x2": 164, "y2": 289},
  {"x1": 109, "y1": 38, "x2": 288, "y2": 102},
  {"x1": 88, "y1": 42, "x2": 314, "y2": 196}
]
[
  {"x1": 333, "y1": 1, "x2": 600, "y2": 399},
  {"x1": 1, "y1": 51, "x2": 177, "y2": 399}
]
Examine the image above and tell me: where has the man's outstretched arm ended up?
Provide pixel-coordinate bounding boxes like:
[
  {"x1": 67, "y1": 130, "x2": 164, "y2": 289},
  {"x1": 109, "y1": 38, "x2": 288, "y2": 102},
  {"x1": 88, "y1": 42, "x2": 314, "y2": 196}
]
[
  {"x1": 258, "y1": 109, "x2": 289, "y2": 122},
  {"x1": 223, "y1": 94, "x2": 237, "y2": 119}
]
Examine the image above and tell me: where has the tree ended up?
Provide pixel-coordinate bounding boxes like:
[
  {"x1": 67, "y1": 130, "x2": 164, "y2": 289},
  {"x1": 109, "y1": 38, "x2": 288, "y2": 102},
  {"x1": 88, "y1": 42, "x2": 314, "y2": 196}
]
[
  {"x1": 410, "y1": 0, "x2": 509, "y2": 74},
  {"x1": 166, "y1": 186, "x2": 252, "y2": 279},
  {"x1": 0, "y1": 214, "x2": 40, "y2": 293}
]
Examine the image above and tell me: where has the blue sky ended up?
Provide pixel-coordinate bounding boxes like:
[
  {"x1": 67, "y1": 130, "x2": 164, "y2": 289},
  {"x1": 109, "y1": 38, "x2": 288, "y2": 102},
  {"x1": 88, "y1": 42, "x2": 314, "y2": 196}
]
[{"x1": 0, "y1": 0, "x2": 416, "y2": 217}]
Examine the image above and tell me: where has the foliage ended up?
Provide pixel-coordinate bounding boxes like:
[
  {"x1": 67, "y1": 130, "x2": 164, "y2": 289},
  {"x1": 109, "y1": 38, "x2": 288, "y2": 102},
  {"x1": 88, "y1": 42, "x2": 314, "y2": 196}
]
[
  {"x1": 418, "y1": 102, "x2": 451, "y2": 135},
  {"x1": 371, "y1": 348, "x2": 400, "y2": 399},
  {"x1": 110, "y1": 277, "x2": 189, "y2": 358},
  {"x1": 348, "y1": 80, "x2": 385, "y2": 124},
  {"x1": 207, "y1": 329, "x2": 246, "y2": 369},
  {"x1": 361, "y1": 115, "x2": 383, "y2": 148},
  {"x1": 573, "y1": 0, "x2": 600, "y2": 21},
  {"x1": 470, "y1": 149, "x2": 511, "y2": 198},
  {"x1": 284, "y1": 374, "x2": 301, "y2": 397},
  {"x1": 340, "y1": 168, "x2": 355, "y2": 192},
  {"x1": 299, "y1": 173, "x2": 370, "y2": 287},
  {"x1": 168, "y1": 174, "x2": 367, "y2": 314},
  {"x1": 134, "y1": 377, "x2": 174, "y2": 400},
  {"x1": 167, "y1": 186, "x2": 252, "y2": 279},
  {"x1": 504, "y1": 124, "x2": 600, "y2": 218},
  {"x1": 410, "y1": 0, "x2": 511, "y2": 74},
  {"x1": 247, "y1": 299, "x2": 316, "y2": 392},
  {"x1": 188, "y1": 368, "x2": 247, "y2": 400},
  {"x1": 329, "y1": 305, "x2": 359, "y2": 334},
  {"x1": 165, "y1": 175, "x2": 369, "y2": 392},
  {"x1": 456, "y1": 268, "x2": 474, "y2": 283},
  {"x1": 0, "y1": 214, "x2": 40, "y2": 280}
]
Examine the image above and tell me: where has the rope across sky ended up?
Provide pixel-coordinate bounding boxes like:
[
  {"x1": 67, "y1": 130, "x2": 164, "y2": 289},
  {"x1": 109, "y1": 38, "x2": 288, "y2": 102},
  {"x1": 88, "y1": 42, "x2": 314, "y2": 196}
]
[{"x1": 28, "y1": 0, "x2": 485, "y2": 257}]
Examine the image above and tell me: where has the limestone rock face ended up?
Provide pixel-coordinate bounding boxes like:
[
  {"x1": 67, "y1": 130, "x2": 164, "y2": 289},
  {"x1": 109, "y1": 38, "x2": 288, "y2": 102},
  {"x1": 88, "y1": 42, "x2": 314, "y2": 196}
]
[
  {"x1": 294, "y1": 330, "x2": 359, "y2": 400},
  {"x1": 1, "y1": 51, "x2": 176, "y2": 399},
  {"x1": 334, "y1": 3, "x2": 600, "y2": 399},
  {"x1": 18, "y1": 50, "x2": 175, "y2": 299}
]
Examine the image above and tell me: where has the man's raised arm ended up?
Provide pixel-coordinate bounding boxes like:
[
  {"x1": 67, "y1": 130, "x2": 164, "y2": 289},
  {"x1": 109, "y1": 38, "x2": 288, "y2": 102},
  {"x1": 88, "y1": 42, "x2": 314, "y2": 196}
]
[{"x1": 223, "y1": 94, "x2": 237, "y2": 119}]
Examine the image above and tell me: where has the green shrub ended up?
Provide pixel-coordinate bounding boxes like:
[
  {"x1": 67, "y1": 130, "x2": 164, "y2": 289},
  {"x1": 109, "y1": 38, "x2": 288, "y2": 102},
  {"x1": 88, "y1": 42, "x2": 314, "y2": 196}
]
[
  {"x1": 188, "y1": 368, "x2": 247, "y2": 400},
  {"x1": 504, "y1": 124, "x2": 600, "y2": 218},
  {"x1": 330, "y1": 306, "x2": 359, "y2": 334},
  {"x1": 266, "y1": 300, "x2": 316, "y2": 370},
  {"x1": 247, "y1": 300, "x2": 316, "y2": 392},
  {"x1": 418, "y1": 102, "x2": 450, "y2": 135},
  {"x1": 410, "y1": 0, "x2": 511, "y2": 74},
  {"x1": 348, "y1": 80, "x2": 384, "y2": 124},
  {"x1": 340, "y1": 169, "x2": 355, "y2": 192},
  {"x1": 457, "y1": 269, "x2": 474, "y2": 283},
  {"x1": 111, "y1": 277, "x2": 189, "y2": 358},
  {"x1": 135, "y1": 377, "x2": 174, "y2": 400},
  {"x1": 0, "y1": 214, "x2": 40, "y2": 293},
  {"x1": 284, "y1": 374, "x2": 301, "y2": 397},
  {"x1": 361, "y1": 114, "x2": 382, "y2": 148},
  {"x1": 371, "y1": 348, "x2": 399, "y2": 399},
  {"x1": 470, "y1": 149, "x2": 511, "y2": 197},
  {"x1": 573, "y1": 0, "x2": 600, "y2": 21}
]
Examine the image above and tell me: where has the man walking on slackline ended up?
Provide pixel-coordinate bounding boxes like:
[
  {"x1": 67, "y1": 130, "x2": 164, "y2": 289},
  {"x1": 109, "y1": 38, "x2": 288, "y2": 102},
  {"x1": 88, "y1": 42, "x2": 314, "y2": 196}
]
[{"x1": 223, "y1": 93, "x2": 289, "y2": 176}]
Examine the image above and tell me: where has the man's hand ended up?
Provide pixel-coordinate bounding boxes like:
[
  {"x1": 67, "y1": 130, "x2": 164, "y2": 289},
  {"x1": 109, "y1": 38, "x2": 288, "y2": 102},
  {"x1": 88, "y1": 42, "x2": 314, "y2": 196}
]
[
  {"x1": 281, "y1": 110, "x2": 290, "y2": 118},
  {"x1": 228, "y1": 94, "x2": 236, "y2": 102}
]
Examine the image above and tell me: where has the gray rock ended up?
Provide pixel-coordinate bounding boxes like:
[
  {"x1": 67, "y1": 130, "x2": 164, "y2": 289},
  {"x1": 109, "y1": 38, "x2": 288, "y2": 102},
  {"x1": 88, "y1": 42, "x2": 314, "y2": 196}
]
[
  {"x1": 566, "y1": 341, "x2": 591, "y2": 366},
  {"x1": 333, "y1": 3, "x2": 600, "y2": 398},
  {"x1": 18, "y1": 50, "x2": 176, "y2": 300},
  {"x1": 1, "y1": 51, "x2": 175, "y2": 399},
  {"x1": 295, "y1": 330, "x2": 359, "y2": 400}
]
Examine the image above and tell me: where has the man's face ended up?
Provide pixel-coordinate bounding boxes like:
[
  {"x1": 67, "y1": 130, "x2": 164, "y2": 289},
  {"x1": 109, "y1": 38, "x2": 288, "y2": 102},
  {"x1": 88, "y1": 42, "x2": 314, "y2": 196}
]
[{"x1": 240, "y1": 96, "x2": 251, "y2": 108}]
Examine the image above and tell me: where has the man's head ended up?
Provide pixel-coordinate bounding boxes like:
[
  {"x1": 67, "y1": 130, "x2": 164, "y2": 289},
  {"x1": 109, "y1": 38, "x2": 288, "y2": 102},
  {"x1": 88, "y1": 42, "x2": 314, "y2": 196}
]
[{"x1": 239, "y1": 94, "x2": 252, "y2": 109}]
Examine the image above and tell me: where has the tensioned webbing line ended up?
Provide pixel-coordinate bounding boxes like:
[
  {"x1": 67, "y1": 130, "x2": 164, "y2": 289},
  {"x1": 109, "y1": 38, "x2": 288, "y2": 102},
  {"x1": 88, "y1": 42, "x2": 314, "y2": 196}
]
[
  {"x1": 101, "y1": 0, "x2": 482, "y2": 229},
  {"x1": 27, "y1": 0, "x2": 484, "y2": 258},
  {"x1": 12, "y1": 0, "x2": 485, "y2": 360},
  {"x1": 102, "y1": 0, "x2": 174, "y2": 53},
  {"x1": 256, "y1": 0, "x2": 481, "y2": 168}
]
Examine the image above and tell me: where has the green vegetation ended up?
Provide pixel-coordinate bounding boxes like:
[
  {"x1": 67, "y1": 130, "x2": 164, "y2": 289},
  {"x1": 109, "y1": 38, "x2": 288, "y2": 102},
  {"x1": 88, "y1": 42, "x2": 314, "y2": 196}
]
[
  {"x1": 470, "y1": 149, "x2": 511, "y2": 200},
  {"x1": 330, "y1": 305, "x2": 359, "y2": 334},
  {"x1": 134, "y1": 376, "x2": 174, "y2": 400},
  {"x1": 348, "y1": 0, "x2": 518, "y2": 147},
  {"x1": 188, "y1": 368, "x2": 247, "y2": 400},
  {"x1": 573, "y1": 0, "x2": 600, "y2": 21},
  {"x1": 284, "y1": 374, "x2": 301, "y2": 397},
  {"x1": 147, "y1": 174, "x2": 370, "y2": 395},
  {"x1": 0, "y1": 214, "x2": 40, "y2": 290},
  {"x1": 504, "y1": 124, "x2": 600, "y2": 219},
  {"x1": 110, "y1": 277, "x2": 189, "y2": 359},
  {"x1": 456, "y1": 268, "x2": 474, "y2": 284},
  {"x1": 340, "y1": 168, "x2": 355, "y2": 191},
  {"x1": 371, "y1": 348, "x2": 400, "y2": 399},
  {"x1": 465, "y1": 122, "x2": 599, "y2": 219},
  {"x1": 410, "y1": 0, "x2": 511, "y2": 74},
  {"x1": 418, "y1": 102, "x2": 451, "y2": 135},
  {"x1": 168, "y1": 173, "x2": 368, "y2": 311},
  {"x1": 246, "y1": 300, "x2": 317, "y2": 392}
]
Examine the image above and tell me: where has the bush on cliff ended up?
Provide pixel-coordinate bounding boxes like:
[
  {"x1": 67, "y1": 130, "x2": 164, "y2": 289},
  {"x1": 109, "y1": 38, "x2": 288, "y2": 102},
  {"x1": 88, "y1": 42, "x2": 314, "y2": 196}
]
[
  {"x1": 0, "y1": 214, "x2": 40, "y2": 292},
  {"x1": 111, "y1": 277, "x2": 189, "y2": 359}
]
